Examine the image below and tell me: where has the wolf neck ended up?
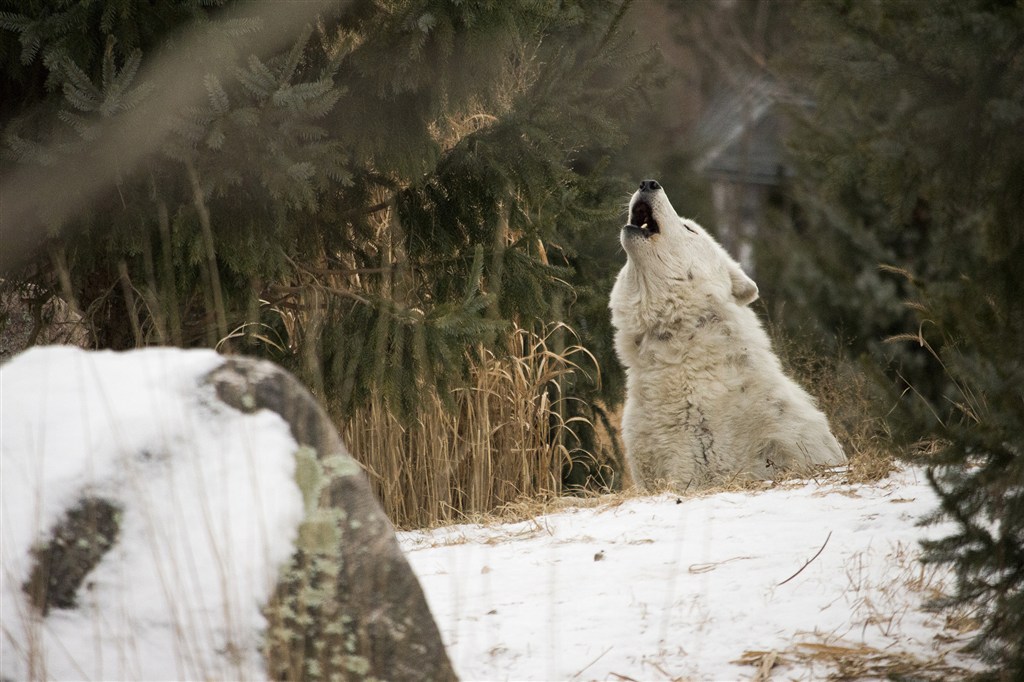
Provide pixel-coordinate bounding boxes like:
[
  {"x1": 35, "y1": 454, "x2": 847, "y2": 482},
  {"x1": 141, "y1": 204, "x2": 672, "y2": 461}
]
[{"x1": 620, "y1": 259, "x2": 716, "y2": 332}]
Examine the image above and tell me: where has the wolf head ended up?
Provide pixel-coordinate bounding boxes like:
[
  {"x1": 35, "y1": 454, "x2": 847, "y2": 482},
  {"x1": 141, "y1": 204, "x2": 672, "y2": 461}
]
[{"x1": 620, "y1": 179, "x2": 758, "y2": 306}]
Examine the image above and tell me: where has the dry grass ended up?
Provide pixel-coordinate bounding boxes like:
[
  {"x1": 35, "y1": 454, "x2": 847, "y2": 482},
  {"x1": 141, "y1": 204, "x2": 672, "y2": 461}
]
[
  {"x1": 736, "y1": 642, "x2": 975, "y2": 681},
  {"x1": 736, "y1": 536, "x2": 984, "y2": 681},
  {"x1": 769, "y1": 331, "x2": 901, "y2": 485},
  {"x1": 341, "y1": 323, "x2": 600, "y2": 529},
  {"x1": 336, "y1": 304, "x2": 895, "y2": 531},
  {"x1": 396, "y1": 467, "x2": 866, "y2": 541}
]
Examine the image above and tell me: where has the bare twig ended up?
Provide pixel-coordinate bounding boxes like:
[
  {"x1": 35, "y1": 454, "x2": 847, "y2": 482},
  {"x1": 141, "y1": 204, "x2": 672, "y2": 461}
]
[
  {"x1": 689, "y1": 555, "x2": 756, "y2": 574},
  {"x1": 117, "y1": 260, "x2": 144, "y2": 346},
  {"x1": 571, "y1": 645, "x2": 613, "y2": 679},
  {"x1": 778, "y1": 531, "x2": 832, "y2": 586}
]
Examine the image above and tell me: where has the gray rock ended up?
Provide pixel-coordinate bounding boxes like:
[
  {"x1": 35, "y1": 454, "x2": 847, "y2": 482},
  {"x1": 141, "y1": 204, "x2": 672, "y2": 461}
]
[
  {"x1": 10, "y1": 352, "x2": 456, "y2": 681},
  {"x1": 0, "y1": 287, "x2": 90, "y2": 364},
  {"x1": 205, "y1": 357, "x2": 457, "y2": 682}
]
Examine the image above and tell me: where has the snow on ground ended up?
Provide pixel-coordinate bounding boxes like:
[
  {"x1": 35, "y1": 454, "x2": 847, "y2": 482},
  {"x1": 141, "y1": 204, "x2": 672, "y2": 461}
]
[
  {"x1": 399, "y1": 469, "x2": 984, "y2": 681},
  {"x1": 1, "y1": 347, "x2": 305, "y2": 681},
  {"x1": 0, "y1": 346, "x2": 987, "y2": 681}
]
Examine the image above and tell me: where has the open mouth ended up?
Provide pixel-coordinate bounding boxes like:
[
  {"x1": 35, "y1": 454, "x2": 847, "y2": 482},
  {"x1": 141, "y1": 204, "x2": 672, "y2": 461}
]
[{"x1": 625, "y1": 201, "x2": 659, "y2": 238}]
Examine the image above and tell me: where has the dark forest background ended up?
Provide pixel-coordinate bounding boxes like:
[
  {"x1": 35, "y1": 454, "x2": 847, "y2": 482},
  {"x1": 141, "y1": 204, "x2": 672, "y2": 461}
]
[{"x1": 2, "y1": 1, "x2": 1021, "y2": 675}]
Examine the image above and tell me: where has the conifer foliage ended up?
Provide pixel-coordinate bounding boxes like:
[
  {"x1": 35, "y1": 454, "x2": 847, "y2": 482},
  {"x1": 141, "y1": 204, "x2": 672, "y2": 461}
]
[
  {"x1": 0, "y1": 0, "x2": 652, "y2": 426},
  {"x1": 778, "y1": 1, "x2": 1024, "y2": 676}
]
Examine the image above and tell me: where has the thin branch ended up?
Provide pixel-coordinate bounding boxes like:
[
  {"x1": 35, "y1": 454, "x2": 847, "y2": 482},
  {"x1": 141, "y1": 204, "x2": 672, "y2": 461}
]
[
  {"x1": 571, "y1": 645, "x2": 613, "y2": 680},
  {"x1": 338, "y1": 200, "x2": 390, "y2": 221},
  {"x1": 117, "y1": 260, "x2": 144, "y2": 347},
  {"x1": 778, "y1": 531, "x2": 832, "y2": 586},
  {"x1": 597, "y1": 0, "x2": 634, "y2": 53},
  {"x1": 185, "y1": 159, "x2": 228, "y2": 343}
]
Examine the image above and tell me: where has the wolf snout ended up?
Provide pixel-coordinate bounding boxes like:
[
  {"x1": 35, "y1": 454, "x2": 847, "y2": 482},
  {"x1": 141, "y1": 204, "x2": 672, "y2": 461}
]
[{"x1": 639, "y1": 179, "x2": 661, "y2": 192}]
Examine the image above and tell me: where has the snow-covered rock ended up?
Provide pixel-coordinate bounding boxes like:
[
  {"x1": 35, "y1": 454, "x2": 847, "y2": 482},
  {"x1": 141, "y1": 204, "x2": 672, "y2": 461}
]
[{"x1": 1, "y1": 347, "x2": 455, "y2": 681}]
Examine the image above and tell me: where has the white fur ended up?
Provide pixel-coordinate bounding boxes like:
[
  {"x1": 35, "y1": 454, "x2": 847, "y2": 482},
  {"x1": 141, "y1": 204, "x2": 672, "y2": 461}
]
[{"x1": 609, "y1": 183, "x2": 846, "y2": 490}]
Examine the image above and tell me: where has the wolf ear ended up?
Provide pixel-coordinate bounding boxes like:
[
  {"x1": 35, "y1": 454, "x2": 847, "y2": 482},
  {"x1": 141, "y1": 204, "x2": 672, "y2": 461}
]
[{"x1": 728, "y1": 262, "x2": 759, "y2": 305}]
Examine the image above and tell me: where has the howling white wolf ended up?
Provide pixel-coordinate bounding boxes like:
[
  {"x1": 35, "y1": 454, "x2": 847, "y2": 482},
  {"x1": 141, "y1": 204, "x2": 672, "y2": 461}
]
[{"x1": 609, "y1": 180, "x2": 846, "y2": 490}]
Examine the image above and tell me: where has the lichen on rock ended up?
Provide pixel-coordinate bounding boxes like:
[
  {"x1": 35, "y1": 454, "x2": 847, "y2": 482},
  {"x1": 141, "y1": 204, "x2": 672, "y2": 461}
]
[
  {"x1": 22, "y1": 497, "x2": 121, "y2": 615},
  {"x1": 206, "y1": 357, "x2": 457, "y2": 682}
]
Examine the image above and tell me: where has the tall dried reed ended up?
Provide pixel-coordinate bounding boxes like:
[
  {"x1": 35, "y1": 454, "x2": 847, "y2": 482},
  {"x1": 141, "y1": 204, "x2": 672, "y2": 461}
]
[{"x1": 340, "y1": 323, "x2": 597, "y2": 529}]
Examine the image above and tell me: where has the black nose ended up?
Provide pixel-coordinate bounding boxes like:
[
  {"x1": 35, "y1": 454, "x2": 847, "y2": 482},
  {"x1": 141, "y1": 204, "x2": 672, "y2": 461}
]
[{"x1": 639, "y1": 179, "x2": 661, "y2": 192}]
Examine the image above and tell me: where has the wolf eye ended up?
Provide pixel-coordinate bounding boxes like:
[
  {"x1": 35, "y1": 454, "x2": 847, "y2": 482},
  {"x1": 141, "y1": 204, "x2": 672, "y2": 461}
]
[{"x1": 684, "y1": 224, "x2": 697, "y2": 234}]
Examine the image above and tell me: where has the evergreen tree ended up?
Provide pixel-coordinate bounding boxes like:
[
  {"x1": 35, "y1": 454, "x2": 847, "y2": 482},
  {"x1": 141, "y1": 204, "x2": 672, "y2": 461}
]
[
  {"x1": 776, "y1": 1, "x2": 1024, "y2": 676},
  {"x1": 1, "y1": 1, "x2": 654, "y2": 405},
  {"x1": 1, "y1": 1, "x2": 662, "y2": 497}
]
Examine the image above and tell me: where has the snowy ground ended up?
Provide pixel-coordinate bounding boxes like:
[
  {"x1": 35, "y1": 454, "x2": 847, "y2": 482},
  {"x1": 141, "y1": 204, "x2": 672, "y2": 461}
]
[
  {"x1": 399, "y1": 469, "x2": 985, "y2": 681},
  {"x1": 0, "y1": 348, "x2": 987, "y2": 681}
]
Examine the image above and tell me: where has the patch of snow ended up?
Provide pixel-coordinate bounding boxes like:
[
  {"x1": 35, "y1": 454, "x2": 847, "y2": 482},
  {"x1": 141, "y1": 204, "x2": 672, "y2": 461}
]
[
  {"x1": 399, "y1": 469, "x2": 983, "y2": 681},
  {"x1": 1, "y1": 347, "x2": 305, "y2": 681}
]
